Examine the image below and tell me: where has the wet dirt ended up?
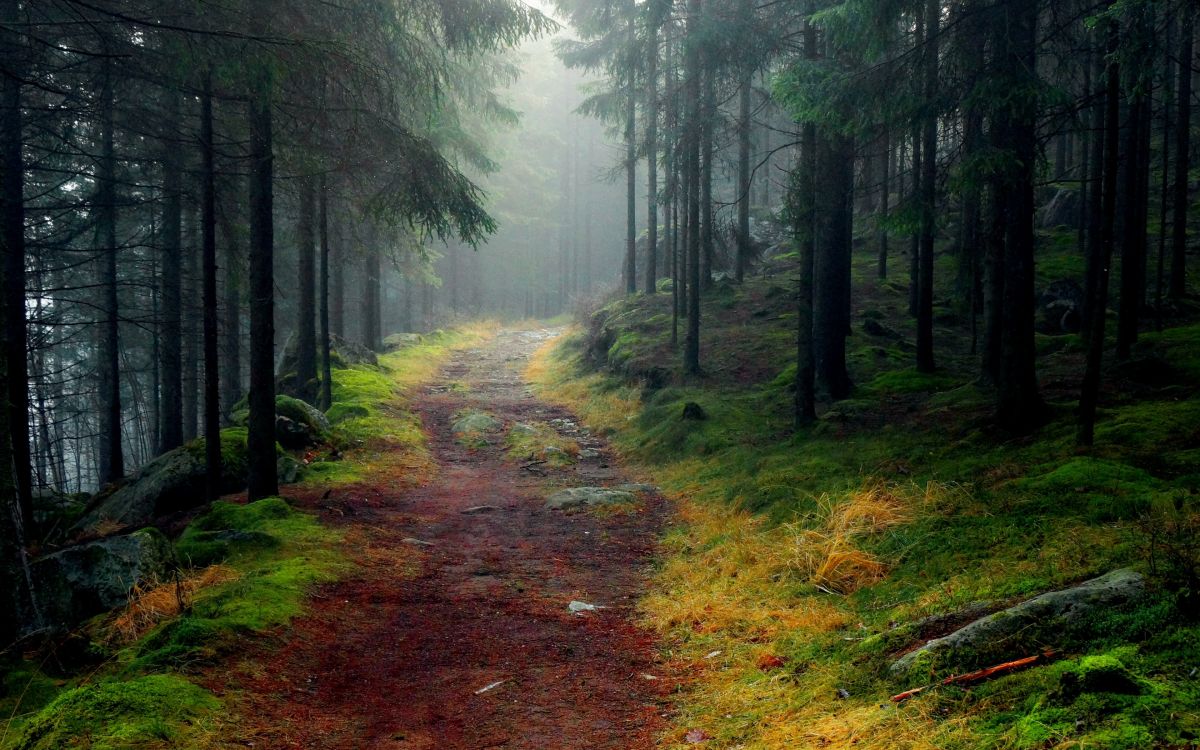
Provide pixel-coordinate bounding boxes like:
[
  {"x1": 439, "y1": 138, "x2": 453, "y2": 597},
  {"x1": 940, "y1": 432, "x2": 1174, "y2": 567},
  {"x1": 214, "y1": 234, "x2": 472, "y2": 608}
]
[{"x1": 219, "y1": 328, "x2": 671, "y2": 749}]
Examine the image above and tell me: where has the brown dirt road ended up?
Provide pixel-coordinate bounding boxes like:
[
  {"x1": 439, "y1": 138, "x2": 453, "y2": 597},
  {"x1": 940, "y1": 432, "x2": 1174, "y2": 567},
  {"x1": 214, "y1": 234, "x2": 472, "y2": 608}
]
[{"x1": 222, "y1": 328, "x2": 671, "y2": 749}]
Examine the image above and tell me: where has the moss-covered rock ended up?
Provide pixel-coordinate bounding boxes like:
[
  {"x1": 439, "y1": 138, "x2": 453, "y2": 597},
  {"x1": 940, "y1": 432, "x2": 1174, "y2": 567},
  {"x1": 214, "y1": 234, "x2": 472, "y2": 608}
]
[{"x1": 31, "y1": 528, "x2": 178, "y2": 628}]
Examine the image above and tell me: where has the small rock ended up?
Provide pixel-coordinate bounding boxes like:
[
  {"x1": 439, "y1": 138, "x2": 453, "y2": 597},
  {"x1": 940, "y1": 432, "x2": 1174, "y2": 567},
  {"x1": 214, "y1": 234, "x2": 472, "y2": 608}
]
[
  {"x1": 568, "y1": 600, "x2": 605, "y2": 613},
  {"x1": 682, "y1": 402, "x2": 707, "y2": 421},
  {"x1": 401, "y1": 538, "x2": 435, "y2": 547},
  {"x1": 461, "y1": 505, "x2": 500, "y2": 514},
  {"x1": 545, "y1": 487, "x2": 636, "y2": 510}
]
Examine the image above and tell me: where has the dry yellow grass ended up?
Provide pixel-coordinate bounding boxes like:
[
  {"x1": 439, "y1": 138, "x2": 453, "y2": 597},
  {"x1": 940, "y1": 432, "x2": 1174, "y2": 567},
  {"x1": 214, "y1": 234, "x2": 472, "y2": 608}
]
[{"x1": 106, "y1": 565, "x2": 240, "y2": 645}]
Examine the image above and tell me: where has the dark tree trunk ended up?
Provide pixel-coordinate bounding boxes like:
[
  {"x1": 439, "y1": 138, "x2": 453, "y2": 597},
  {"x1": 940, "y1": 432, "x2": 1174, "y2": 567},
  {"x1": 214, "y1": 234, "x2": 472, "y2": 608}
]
[
  {"x1": 794, "y1": 23, "x2": 818, "y2": 426},
  {"x1": 624, "y1": 10, "x2": 637, "y2": 296},
  {"x1": 814, "y1": 132, "x2": 853, "y2": 400},
  {"x1": 1082, "y1": 46, "x2": 1106, "y2": 343},
  {"x1": 219, "y1": 200, "x2": 242, "y2": 422},
  {"x1": 159, "y1": 91, "x2": 183, "y2": 454},
  {"x1": 1, "y1": 0, "x2": 31, "y2": 529},
  {"x1": 908, "y1": 127, "x2": 921, "y2": 317},
  {"x1": 1169, "y1": 5, "x2": 1193, "y2": 300},
  {"x1": 182, "y1": 212, "x2": 199, "y2": 443},
  {"x1": 97, "y1": 54, "x2": 124, "y2": 485},
  {"x1": 247, "y1": 80, "x2": 278, "y2": 501},
  {"x1": 684, "y1": 0, "x2": 702, "y2": 375},
  {"x1": 330, "y1": 219, "x2": 344, "y2": 338},
  {"x1": 319, "y1": 177, "x2": 332, "y2": 411},
  {"x1": 1079, "y1": 24, "x2": 1122, "y2": 447},
  {"x1": 878, "y1": 129, "x2": 890, "y2": 280},
  {"x1": 200, "y1": 71, "x2": 221, "y2": 501},
  {"x1": 700, "y1": 63, "x2": 715, "y2": 290},
  {"x1": 363, "y1": 241, "x2": 382, "y2": 351},
  {"x1": 736, "y1": 63, "x2": 752, "y2": 284},
  {"x1": 645, "y1": 18, "x2": 659, "y2": 294},
  {"x1": 295, "y1": 177, "x2": 318, "y2": 401},
  {"x1": 1116, "y1": 58, "x2": 1151, "y2": 361},
  {"x1": 993, "y1": 0, "x2": 1043, "y2": 432},
  {"x1": 916, "y1": 0, "x2": 938, "y2": 373}
]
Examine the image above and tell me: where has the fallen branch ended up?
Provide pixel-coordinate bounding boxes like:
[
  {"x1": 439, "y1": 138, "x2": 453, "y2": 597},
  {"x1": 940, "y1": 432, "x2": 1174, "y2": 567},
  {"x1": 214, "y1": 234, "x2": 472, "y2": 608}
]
[{"x1": 891, "y1": 649, "x2": 1057, "y2": 703}]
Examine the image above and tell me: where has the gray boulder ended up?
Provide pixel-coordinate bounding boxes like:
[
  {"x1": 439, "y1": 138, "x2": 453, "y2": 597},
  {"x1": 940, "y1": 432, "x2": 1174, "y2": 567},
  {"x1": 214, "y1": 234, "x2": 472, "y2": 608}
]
[
  {"x1": 452, "y1": 412, "x2": 499, "y2": 435},
  {"x1": 73, "y1": 446, "x2": 214, "y2": 532},
  {"x1": 329, "y1": 333, "x2": 378, "y2": 367},
  {"x1": 383, "y1": 332, "x2": 423, "y2": 351},
  {"x1": 545, "y1": 487, "x2": 636, "y2": 510},
  {"x1": 32, "y1": 528, "x2": 178, "y2": 627},
  {"x1": 892, "y1": 569, "x2": 1145, "y2": 674}
]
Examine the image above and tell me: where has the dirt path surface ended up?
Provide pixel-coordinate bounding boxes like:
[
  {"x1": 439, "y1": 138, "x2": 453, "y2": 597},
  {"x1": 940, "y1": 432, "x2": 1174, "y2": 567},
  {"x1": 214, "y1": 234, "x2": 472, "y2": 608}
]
[{"x1": 224, "y1": 329, "x2": 670, "y2": 749}]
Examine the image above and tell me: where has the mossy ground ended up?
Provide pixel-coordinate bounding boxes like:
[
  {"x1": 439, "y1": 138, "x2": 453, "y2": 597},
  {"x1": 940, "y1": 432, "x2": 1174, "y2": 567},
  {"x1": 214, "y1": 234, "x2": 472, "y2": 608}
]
[
  {"x1": 528, "y1": 246, "x2": 1200, "y2": 748},
  {"x1": 0, "y1": 324, "x2": 496, "y2": 749}
]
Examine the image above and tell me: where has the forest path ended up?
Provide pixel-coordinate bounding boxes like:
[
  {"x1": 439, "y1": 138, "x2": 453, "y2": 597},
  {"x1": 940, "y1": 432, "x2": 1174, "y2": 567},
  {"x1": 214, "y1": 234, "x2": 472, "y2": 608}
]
[{"x1": 224, "y1": 328, "x2": 669, "y2": 749}]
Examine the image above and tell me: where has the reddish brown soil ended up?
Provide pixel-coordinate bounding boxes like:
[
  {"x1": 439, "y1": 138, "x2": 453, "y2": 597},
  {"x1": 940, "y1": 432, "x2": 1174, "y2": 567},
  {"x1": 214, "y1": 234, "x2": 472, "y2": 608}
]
[{"x1": 217, "y1": 329, "x2": 671, "y2": 749}]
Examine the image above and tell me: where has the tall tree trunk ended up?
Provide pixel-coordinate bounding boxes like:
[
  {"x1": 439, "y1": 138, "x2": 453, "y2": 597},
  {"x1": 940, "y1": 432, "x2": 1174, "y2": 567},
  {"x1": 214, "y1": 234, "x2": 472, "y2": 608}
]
[
  {"x1": 794, "y1": 21, "x2": 819, "y2": 425},
  {"x1": 916, "y1": 0, "x2": 938, "y2": 373},
  {"x1": 1079, "y1": 23, "x2": 1121, "y2": 447},
  {"x1": 330, "y1": 219, "x2": 344, "y2": 338},
  {"x1": 182, "y1": 212, "x2": 199, "y2": 442},
  {"x1": 200, "y1": 70, "x2": 221, "y2": 501},
  {"x1": 363, "y1": 239, "x2": 382, "y2": 351},
  {"x1": 1, "y1": 0, "x2": 31, "y2": 529},
  {"x1": 700, "y1": 62, "x2": 715, "y2": 290},
  {"x1": 684, "y1": 0, "x2": 702, "y2": 375},
  {"x1": 159, "y1": 91, "x2": 183, "y2": 454},
  {"x1": 1169, "y1": 4, "x2": 1193, "y2": 300},
  {"x1": 645, "y1": 18, "x2": 659, "y2": 294},
  {"x1": 319, "y1": 177, "x2": 332, "y2": 411},
  {"x1": 993, "y1": 0, "x2": 1043, "y2": 432},
  {"x1": 908, "y1": 127, "x2": 921, "y2": 316},
  {"x1": 1082, "y1": 45, "x2": 1106, "y2": 343},
  {"x1": 878, "y1": 129, "x2": 890, "y2": 280},
  {"x1": 247, "y1": 77, "x2": 278, "y2": 501},
  {"x1": 295, "y1": 177, "x2": 318, "y2": 401},
  {"x1": 736, "y1": 62, "x2": 752, "y2": 283},
  {"x1": 97, "y1": 54, "x2": 124, "y2": 485},
  {"x1": 219, "y1": 201, "x2": 242, "y2": 422},
  {"x1": 814, "y1": 131, "x2": 853, "y2": 401},
  {"x1": 1116, "y1": 47, "x2": 1151, "y2": 361},
  {"x1": 624, "y1": 9, "x2": 637, "y2": 295}
]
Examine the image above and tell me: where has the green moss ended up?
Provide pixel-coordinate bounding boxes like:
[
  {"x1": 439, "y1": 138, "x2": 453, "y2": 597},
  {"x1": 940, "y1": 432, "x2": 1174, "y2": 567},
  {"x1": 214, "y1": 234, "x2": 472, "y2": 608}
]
[
  {"x1": 11, "y1": 674, "x2": 219, "y2": 750},
  {"x1": 864, "y1": 367, "x2": 961, "y2": 394},
  {"x1": 183, "y1": 427, "x2": 249, "y2": 479},
  {"x1": 1013, "y1": 457, "x2": 1163, "y2": 521}
]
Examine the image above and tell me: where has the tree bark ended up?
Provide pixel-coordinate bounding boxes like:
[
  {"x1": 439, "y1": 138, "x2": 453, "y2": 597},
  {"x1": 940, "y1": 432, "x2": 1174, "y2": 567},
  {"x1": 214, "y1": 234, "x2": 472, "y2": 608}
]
[
  {"x1": 814, "y1": 131, "x2": 853, "y2": 401},
  {"x1": 736, "y1": 62, "x2": 752, "y2": 283},
  {"x1": 200, "y1": 70, "x2": 221, "y2": 501},
  {"x1": 1169, "y1": 4, "x2": 1193, "y2": 300},
  {"x1": 1079, "y1": 23, "x2": 1121, "y2": 447},
  {"x1": 247, "y1": 77, "x2": 278, "y2": 501},
  {"x1": 97, "y1": 54, "x2": 124, "y2": 485},
  {"x1": 624, "y1": 8, "x2": 637, "y2": 295},
  {"x1": 319, "y1": 176, "x2": 332, "y2": 411},
  {"x1": 916, "y1": 0, "x2": 938, "y2": 373},
  {"x1": 159, "y1": 91, "x2": 183, "y2": 454},
  {"x1": 295, "y1": 177, "x2": 318, "y2": 401},
  {"x1": 645, "y1": 17, "x2": 659, "y2": 294},
  {"x1": 684, "y1": 0, "x2": 702, "y2": 375},
  {"x1": 794, "y1": 21, "x2": 819, "y2": 426},
  {"x1": 219, "y1": 199, "x2": 242, "y2": 422},
  {"x1": 878, "y1": 129, "x2": 890, "y2": 280}
]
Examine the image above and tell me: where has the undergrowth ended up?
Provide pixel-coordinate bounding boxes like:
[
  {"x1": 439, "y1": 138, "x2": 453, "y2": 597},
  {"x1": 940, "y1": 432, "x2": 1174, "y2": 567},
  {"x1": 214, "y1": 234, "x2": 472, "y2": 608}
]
[{"x1": 529, "y1": 300, "x2": 1200, "y2": 750}]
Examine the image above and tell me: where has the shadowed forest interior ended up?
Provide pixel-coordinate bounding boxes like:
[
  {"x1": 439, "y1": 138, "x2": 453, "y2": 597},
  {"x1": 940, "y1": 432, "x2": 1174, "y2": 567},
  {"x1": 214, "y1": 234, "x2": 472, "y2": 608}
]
[{"x1": 1, "y1": 0, "x2": 1199, "y2": 747}]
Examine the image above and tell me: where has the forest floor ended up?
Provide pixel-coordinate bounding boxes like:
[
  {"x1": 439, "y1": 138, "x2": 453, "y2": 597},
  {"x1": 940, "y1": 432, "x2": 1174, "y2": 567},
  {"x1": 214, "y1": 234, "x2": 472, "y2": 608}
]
[{"x1": 213, "y1": 328, "x2": 671, "y2": 749}]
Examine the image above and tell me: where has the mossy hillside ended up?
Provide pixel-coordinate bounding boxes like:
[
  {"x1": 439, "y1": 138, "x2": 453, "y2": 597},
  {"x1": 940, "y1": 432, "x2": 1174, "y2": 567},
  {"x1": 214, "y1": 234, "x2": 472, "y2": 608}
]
[{"x1": 529, "y1": 301, "x2": 1200, "y2": 749}]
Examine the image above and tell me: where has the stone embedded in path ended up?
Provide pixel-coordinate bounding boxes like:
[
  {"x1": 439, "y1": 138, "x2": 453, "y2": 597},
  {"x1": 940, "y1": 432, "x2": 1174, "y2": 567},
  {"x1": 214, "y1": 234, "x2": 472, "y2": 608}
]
[
  {"x1": 452, "y1": 412, "x2": 499, "y2": 435},
  {"x1": 614, "y1": 483, "x2": 658, "y2": 494},
  {"x1": 891, "y1": 568, "x2": 1146, "y2": 674},
  {"x1": 461, "y1": 505, "x2": 501, "y2": 514},
  {"x1": 545, "y1": 487, "x2": 637, "y2": 510}
]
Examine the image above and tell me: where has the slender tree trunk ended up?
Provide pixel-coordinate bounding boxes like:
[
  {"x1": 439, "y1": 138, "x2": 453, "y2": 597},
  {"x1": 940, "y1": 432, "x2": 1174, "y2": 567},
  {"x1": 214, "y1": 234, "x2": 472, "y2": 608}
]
[
  {"x1": 916, "y1": 0, "x2": 938, "y2": 373},
  {"x1": 878, "y1": 129, "x2": 890, "y2": 280},
  {"x1": 700, "y1": 62, "x2": 715, "y2": 289},
  {"x1": 200, "y1": 70, "x2": 221, "y2": 501},
  {"x1": 795, "y1": 23, "x2": 818, "y2": 425},
  {"x1": 295, "y1": 177, "x2": 318, "y2": 400},
  {"x1": 330, "y1": 219, "x2": 344, "y2": 338},
  {"x1": 736, "y1": 62, "x2": 752, "y2": 283},
  {"x1": 1, "y1": 0, "x2": 31, "y2": 529},
  {"x1": 624, "y1": 9, "x2": 637, "y2": 295},
  {"x1": 814, "y1": 131, "x2": 853, "y2": 400},
  {"x1": 182, "y1": 213, "x2": 199, "y2": 443},
  {"x1": 319, "y1": 177, "x2": 332, "y2": 411},
  {"x1": 1079, "y1": 24, "x2": 1121, "y2": 446},
  {"x1": 219, "y1": 202, "x2": 242, "y2": 422},
  {"x1": 1082, "y1": 46, "x2": 1106, "y2": 343},
  {"x1": 247, "y1": 77, "x2": 278, "y2": 501},
  {"x1": 1116, "y1": 54, "x2": 1150, "y2": 361},
  {"x1": 645, "y1": 19, "x2": 659, "y2": 294},
  {"x1": 159, "y1": 92, "x2": 183, "y2": 454},
  {"x1": 908, "y1": 127, "x2": 921, "y2": 317},
  {"x1": 97, "y1": 54, "x2": 124, "y2": 485},
  {"x1": 1169, "y1": 4, "x2": 1193, "y2": 300},
  {"x1": 363, "y1": 239, "x2": 382, "y2": 351},
  {"x1": 684, "y1": 0, "x2": 702, "y2": 375}
]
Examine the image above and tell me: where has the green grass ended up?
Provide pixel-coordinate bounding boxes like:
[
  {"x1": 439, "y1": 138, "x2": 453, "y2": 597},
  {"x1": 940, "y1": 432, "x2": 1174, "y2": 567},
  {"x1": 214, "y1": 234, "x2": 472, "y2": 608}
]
[{"x1": 529, "y1": 280, "x2": 1200, "y2": 749}]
